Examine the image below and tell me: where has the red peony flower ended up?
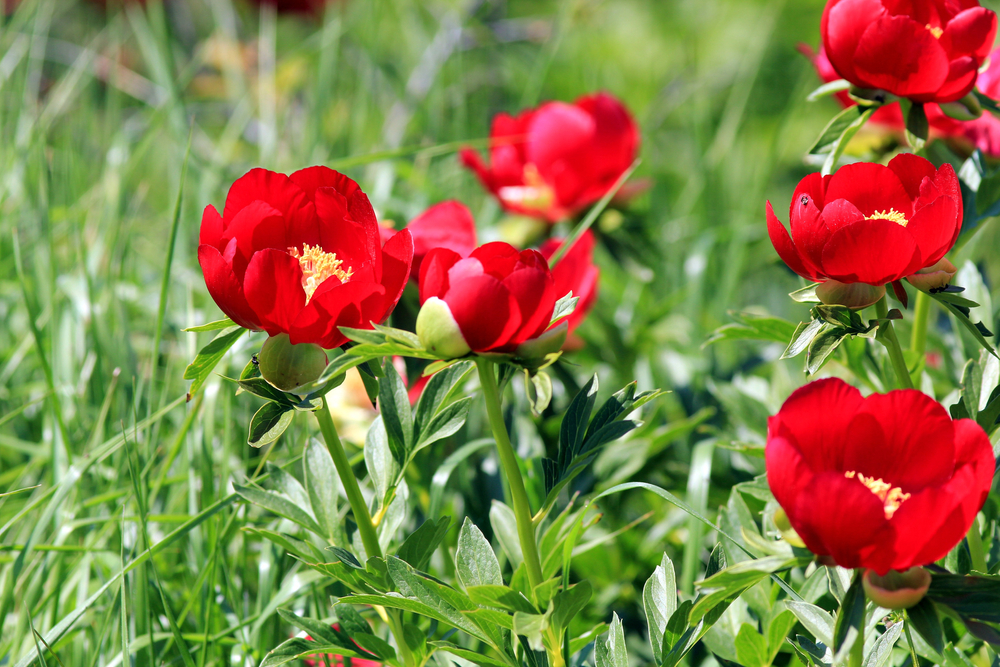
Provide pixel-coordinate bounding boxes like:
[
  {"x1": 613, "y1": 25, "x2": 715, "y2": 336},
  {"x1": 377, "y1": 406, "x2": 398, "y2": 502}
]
[
  {"x1": 198, "y1": 167, "x2": 413, "y2": 349},
  {"x1": 417, "y1": 242, "x2": 557, "y2": 354},
  {"x1": 767, "y1": 378, "x2": 994, "y2": 575},
  {"x1": 460, "y1": 92, "x2": 639, "y2": 222},
  {"x1": 538, "y1": 230, "x2": 600, "y2": 334},
  {"x1": 821, "y1": 0, "x2": 997, "y2": 104},
  {"x1": 766, "y1": 154, "x2": 961, "y2": 287},
  {"x1": 380, "y1": 201, "x2": 478, "y2": 281},
  {"x1": 954, "y1": 46, "x2": 1000, "y2": 156}
]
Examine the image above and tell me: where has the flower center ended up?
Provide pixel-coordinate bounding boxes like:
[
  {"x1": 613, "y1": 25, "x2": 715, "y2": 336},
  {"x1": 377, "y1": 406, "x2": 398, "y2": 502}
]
[
  {"x1": 865, "y1": 208, "x2": 909, "y2": 227},
  {"x1": 288, "y1": 244, "x2": 353, "y2": 304},
  {"x1": 926, "y1": 24, "x2": 943, "y2": 39},
  {"x1": 498, "y1": 163, "x2": 555, "y2": 211},
  {"x1": 845, "y1": 471, "x2": 911, "y2": 519}
]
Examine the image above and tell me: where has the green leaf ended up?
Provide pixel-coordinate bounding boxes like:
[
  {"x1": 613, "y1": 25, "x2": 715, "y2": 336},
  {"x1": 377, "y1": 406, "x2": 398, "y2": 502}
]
[
  {"x1": 906, "y1": 598, "x2": 944, "y2": 655},
  {"x1": 236, "y1": 377, "x2": 297, "y2": 405},
  {"x1": 232, "y1": 483, "x2": 322, "y2": 536},
  {"x1": 820, "y1": 106, "x2": 877, "y2": 176},
  {"x1": 809, "y1": 105, "x2": 866, "y2": 155},
  {"x1": 413, "y1": 361, "x2": 474, "y2": 435},
  {"x1": 428, "y1": 641, "x2": 512, "y2": 667},
  {"x1": 396, "y1": 516, "x2": 451, "y2": 571},
  {"x1": 457, "y1": 518, "x2": 503, "y2": 588},
  {"x1": 183, "y1": 326, "x2": 246, "y2": 397},
  {"x1": 643, "y1": 553, "x2": 677, "y2": 664},
  {"x1": 512, "y1": 611, "x2": 548, "y2": 652},
  {"x1": 549, "y1": 580, "x2": 592, "y2": 634},
  {"x1": 927, "y1": 572, "x2": 1000, "y2": 623},
  {"x1": 259, "y1": 639, "x2": 373, "y2": 667},
  {"x1": 303, "y1": 438, "x2": 340, "y2": 541},
  {"x1": 706, "y1": 312, "x2": 798, "y2": 346},
  {"x1": 489, "y1": 501, "x2": 523, "y2": 567},
  {"x1": 248, "y1": 401, "x2": 295, "y2": 448},
  {"x1": 785, "y1": 601, "x2": 834, "y2": 647},
  {"x1": 807, "y1": 78, "x2": 851, "y2": 102},
  {"x1": 329, "y1": 546, "x2": 364, "y2": 569},
  {"x1": 595, "y1": 613, "x2": 628, "y2": 667},
  {"x1": 767, "y1": 610, "x2": 798, "y2": 664},
  {"x1": 276, "y1": 609, "x2": 341, "y2": 646},
  {"x1": 691, "y1": 556, "x2": 806, "y2": 623},
  {"x1": 365, "y1": 417, "x2": 400, "y2": 512},
  {"x1": 863, "y1": 621, "x2": 903, "y2": 667},
  {"x1": 805, "y1": 325, "x2": 849, "y2": 375},
  {"x1": 832, "y1": 575, "x2": 865, "y2": 654},
  {"x1": 378, "y1": 358, "x2": 414, "y2": 465},
  {"x1": 790, "y1": 284, "x2": 821, "y2": 303},
  {"x1": 526, "y1": 370, "x2": 553, "y2": 414},
  {"x1": 735, "y1": 623, "x2": 769, "y2": 667},
  {"x1": 931, "y1": 291, "x2": 997, "y2": 357},
  {"x1": 782, "y1": 318, "x2": 824, "y2": 359},
  {"x1": 373, "y1": 323, "x2": 423, "y2": 349},
  {"x1": 904, "y1": 100, "x2": 929, "y2": 147},
  {"x1": 415, "y1": 397, "x2": 473, "y2": 452},
  {"x1": 182, "y1": 317, "x2": 236, "y2": 332},
  {"x1": 467, "y1": 585, "x2": 536, "y2": 614},
  {"x1": 551, "y1": 291, "x2": 579, "y2": 324}
]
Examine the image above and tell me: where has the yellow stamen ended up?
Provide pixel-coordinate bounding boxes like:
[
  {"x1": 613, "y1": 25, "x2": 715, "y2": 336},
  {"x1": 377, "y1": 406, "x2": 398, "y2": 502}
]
[
  {"x1": 926, "y1": 24, "x2": 943, "y2": 39},
  {"x1": 288, "y1": 244, "x2": 353, "y2": 303},
  {"x1": 865, "y1": 208, "x2": 909, "y2": 227},
  {"x1": 498, "y1": 162, "x2": 556, "y2": 211},
  {"x1": 845, "y1": 471, "x2": 911, "y2": 519}
]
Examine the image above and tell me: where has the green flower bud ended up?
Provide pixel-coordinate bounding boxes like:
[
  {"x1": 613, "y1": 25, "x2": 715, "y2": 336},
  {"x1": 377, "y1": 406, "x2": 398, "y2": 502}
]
[
  {"x1": 816, "y1": 280, "x2": 886, "y2": 310},
  {"x1": 862, "y1": 567, "x2": 931, "y2": 610},
  {"x1": 416, "y1": 297, "x2": 471, "y2": 359},
  {"x1": 515, "y1": 321, "x2": 568, "y2": 360},
  {"x1": 257, "y1": 333, "x2": 328, "y2": 393}
]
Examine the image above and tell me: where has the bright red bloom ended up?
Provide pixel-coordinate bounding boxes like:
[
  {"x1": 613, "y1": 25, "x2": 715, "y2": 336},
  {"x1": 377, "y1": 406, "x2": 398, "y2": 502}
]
[
  {"x1": 538, "y1": 230, "x2": 599, "y2": 334},
  {"x1": 460, "y1": 92, "x2": 639, "y2": 222},
  {"x1": 198, "y1": 167, "x2": 413, "y2": 349},
  {"x1": 381, "y1": 201, "x2": 478, "y2": 281},
  {"x1": 821, "y1": 0, "x2": 997, "y2": 104},
  {"x1": 767, "y1": 378, "x2": 994, "y2": 575},
  {"x1": 766, "y1": 154, "x2": 961, "y2": 285},
  {"x1": 955, "y1": 46, "x2": 1000, "y2": 155},
  {"x1": 418, "y1": 242, "x2": 557, "y2": 353}
]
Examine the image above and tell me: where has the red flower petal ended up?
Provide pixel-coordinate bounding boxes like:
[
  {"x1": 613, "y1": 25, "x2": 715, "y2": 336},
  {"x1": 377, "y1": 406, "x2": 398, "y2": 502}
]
[
  {"x1": 766, "y1": 202, "x2": 823, "y2": 281},
  {"x1": 904, "y1": 195, "x2": 960, "y2": 270},
  {"x1": 222, "y1": 168, "x2": 311, "y2": 226},
  {"x1": 931, "y1": 56, "x2": 979, "y2": 103},
  {"x1": 219, "y1": 200, "x2": 287, "y2": 279},
  {"x1": 501, "y1": 266, "x2": 558, "y2": 345},
  {"x1": 406, "y1": 201, "x2": 478, "y2": 279},
  {"x1": 887, "y1": 152, "x2": 938, "y2": 201},
  {"x1": 824, "y1": 162, "x2": 914, "y2": 218},
  {"x1": 853, "y1": 15, "x2": 950, "y2": 98},
  {"x1": 243, "y1": 248, "x2": 306, "y2": 336},
  {"x1": 767, "y1": 378, "x2": 863, "y2": 472},
  {"x1": 941, "y1": 7, "x2": 997, "y2": 60},
  {"x1": 197, "y1": 244, "x2": 261, "y2": 330},
  {"x1": 291, "y1": 281, "x2": 386, "y2": 349},
  {"x1": 200, "y1": 205, "x2": 224, "y2": 247},
  {"x1": 378, "y1": 228, "x2": 414, "y2": 322},
  {"x1": 823, "y1": 0, "x2": 887, "y2": 82},
  {"x1": 764, "y1": 435, "x2": 816, "y2": 520},
  {"x1": 820, "y1": 218, "x2": 920, "y2": 284},
  {"x1": 419, "y1": 248, "x2": 462, "y2": 304},
  {"x1": 445, "y1": 270, "x2": 522, "y2": 352}
]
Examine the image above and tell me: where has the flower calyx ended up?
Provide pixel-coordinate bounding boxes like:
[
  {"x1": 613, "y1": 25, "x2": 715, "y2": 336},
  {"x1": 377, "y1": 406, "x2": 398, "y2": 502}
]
[
  {"x1": 862, "y1": 567, "x2": 931, "y2": 610},
  {"x1": 257, "y1": 333, "x2": 329, "y2": 393}
]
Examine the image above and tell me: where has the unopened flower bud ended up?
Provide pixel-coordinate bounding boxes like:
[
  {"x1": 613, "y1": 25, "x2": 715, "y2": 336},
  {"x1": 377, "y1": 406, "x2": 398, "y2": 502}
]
[
  {"x1": 906, "y1": 259, "x2": 957, "y2": 292},
  {"x1": 863, "y1": 567, "x2": 931, "y2": 610},
  {"x1": 816, "y1": 280, "x2": 886, "y2": 310},
  {"x1": 257, "y1": 333, "x2": 328, "y2": 393},
  {"x1": 515, "y1": 321, "x2": 568, "y2": 360},
  {"x1": 416, "y1": 297, "x2": 471, "y2": 359}
]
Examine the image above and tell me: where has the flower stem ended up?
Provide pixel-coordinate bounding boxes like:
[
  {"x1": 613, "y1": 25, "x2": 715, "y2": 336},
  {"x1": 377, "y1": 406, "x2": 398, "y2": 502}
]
[
  {"x1": 315, "y1": 397, "x2": 416, "y2": 667},
  {"x1": 315, "y1": 397, "x2": 382, "y2": 560},
  {"x1": 909, "y1": 289, "x2": 930, "y2": 385},
  {"x1": 876, "y1": 296, "x2": 914, "y2": 389},
  {"x1": 475, "y1": 359, "x2": 547, "y2": 593}
]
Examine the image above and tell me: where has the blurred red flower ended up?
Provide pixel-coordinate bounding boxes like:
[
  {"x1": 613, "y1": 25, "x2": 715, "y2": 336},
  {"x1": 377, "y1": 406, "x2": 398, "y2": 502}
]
[
  {"x1": 418, "y1": 242, "x2": 556, "y2": 353},
  {"x1": 801, "y1": 43, "x2": 1000, "y2": 155},
  {"x1": 766, "y1": 378, "x2": 994, "y2": 575},
  {"x1": 538, "y1": 230, "x2": 599, "y2": 334},
  {"x1": 766, "y1": 154, "x2": 961, "y2": 285},
  {"x1": 245, "y1": 0, "x2": 332, "y2": 15},
  {"x1": 460, "y1": 92, "x2": 639, "y2": 222},
  {"x1": 301, "y1": 625, "x2": 381, "y2": 667},
  {"x1": 381, "y1": 201, "x2": 478, "y2": 281},
  {"x1": 199, "y1": 167, "x2": 413, "y2": 349},
  {"x1": 821, "y1": 0, "x2": 996, "y2": 104}
]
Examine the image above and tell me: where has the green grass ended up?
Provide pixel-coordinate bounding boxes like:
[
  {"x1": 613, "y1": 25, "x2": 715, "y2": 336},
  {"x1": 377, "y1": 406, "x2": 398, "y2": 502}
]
[{"x1": 1, "y1": 0, "x2": 999, "y2": 665}]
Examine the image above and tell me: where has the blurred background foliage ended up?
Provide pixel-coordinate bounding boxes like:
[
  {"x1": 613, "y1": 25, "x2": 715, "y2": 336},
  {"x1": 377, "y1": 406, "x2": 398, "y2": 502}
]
[{"x1": 1, "y1": 0, "x2": 999, "y2": 664}]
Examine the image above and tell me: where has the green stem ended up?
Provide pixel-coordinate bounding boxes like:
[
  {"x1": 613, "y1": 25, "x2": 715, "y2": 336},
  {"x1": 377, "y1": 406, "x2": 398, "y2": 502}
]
[
  {"x1": 315, "y1": 397, "x2": 382, "y2": 560},
  {"x1": 315, "y1": 398, "x2": 416, "y2": 667},
  {"x1": 849, "y1": 598, "x2": 866, "y2": 667},
  {"x1": 475, "y1": 359, "x2": 546, "y2": 593},
  {"x1": 876, "y1": 296, "x2": 914, "y2": 389},
  {"x1": 909, "y1": 290, "x2": 930, "y2": 385},
  {"x1": 967, "y1": 514, "x2": 987, "y2": 573}
]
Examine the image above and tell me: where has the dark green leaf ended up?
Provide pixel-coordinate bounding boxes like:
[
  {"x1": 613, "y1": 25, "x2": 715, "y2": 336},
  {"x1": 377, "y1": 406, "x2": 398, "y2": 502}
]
[
  {"x1": 413, "y1": 360, "x2": 474, "y2": 437},
  {"x1": 330, "y1": 546, "x2": 364, "y2": 570},
  {"x1": 182, "y1": 317, "x2": 237, "y2": 332},
  {"x1": 809, "y1": 106, "x2": 865, "y2": 155},
  {"x1": 782, "y1": 319, "x2": 824, "y2": 359},
  {"x1": 906, "y1": 598, "x2": 944, "y2": 655},
  {"x1": 806, "y1": 325, "x2": 849, "y2": 375},
  {"x1": 832, "y1": 575, "x2": 865, "y2": 653},
  {"x1": 549, "y1": 580, "x2": 591, "y2": 633},
  {"x1": 378, "y1": 358, "x2": 413, "y2": 465},
  {"x1": 820, "y1": 106, "x2": 877, "y2": 175},
  {"x1": 276, "y1": 609, "x2": 343, "y2": 647},
  {"x1": 931, "y1": 292, "x2": 997, "y2": 357},
  {"x1": 396, "y1": 516, "x2": 451, "y2": 571},
  {"x1": 415, "y1": 397, "x2": 473, "y2": 451},
  {"x1": 183, "y1": 326, "x2": 246, "y2": 397},
  {"x1": 247, "y1": 401, "x2": 294, "y2": 448},
  {"x1": 238, "y1": 377, "x2": 296, "y2": 406}
]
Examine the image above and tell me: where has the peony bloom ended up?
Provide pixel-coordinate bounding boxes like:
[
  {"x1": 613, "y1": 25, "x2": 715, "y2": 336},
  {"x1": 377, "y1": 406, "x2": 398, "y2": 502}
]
[
  {"x1": 821, "y1": 0, "x2": 997, "y2": 104},
  {"x1": 380, "y1": 201, "x2": 478, "y2": 281},
  {"x1": 460, "y1": 92, "x2": 639, "y2": 222},
  {"x1": 417, "y1": 242, "x2": 558, "y2": 355},
  {"x1": 955, "y1": 46, "x2": 1000, "y2": 156},
  {"x1": 538, "y1": 230, "x2": 599, "y2": 334},
  {"x1": 198, "y1": 167, "x2": 413, "y2": 349},
  {"x1": 766, "y1": 154, "x2": 961, "y2": 289},
  {"x1": 766, "y1": 378, "x2": 994, "y2": 575}
]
